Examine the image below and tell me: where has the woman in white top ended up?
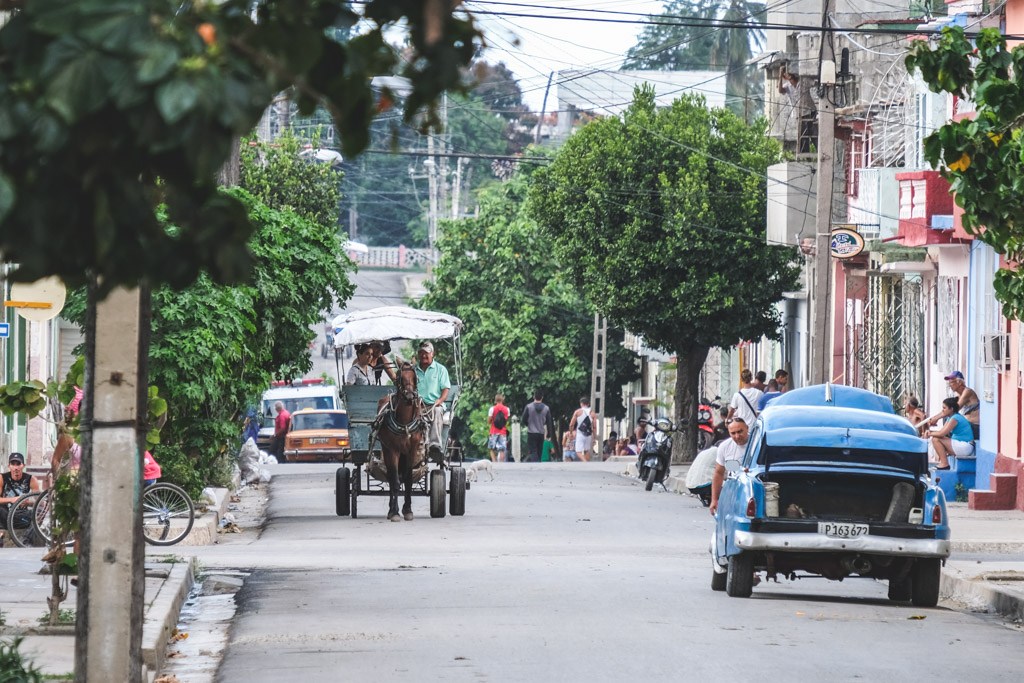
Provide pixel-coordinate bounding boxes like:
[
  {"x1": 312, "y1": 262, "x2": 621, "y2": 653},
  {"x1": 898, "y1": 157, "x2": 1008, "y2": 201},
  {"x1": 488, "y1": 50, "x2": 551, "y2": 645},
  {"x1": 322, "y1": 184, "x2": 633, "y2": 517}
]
[
  {"x1": 345, "y1": 344, "x2": 374, "y2": 385},
  {"x1": 727, "y1": 369, "x2": 764, "y2": 426}
]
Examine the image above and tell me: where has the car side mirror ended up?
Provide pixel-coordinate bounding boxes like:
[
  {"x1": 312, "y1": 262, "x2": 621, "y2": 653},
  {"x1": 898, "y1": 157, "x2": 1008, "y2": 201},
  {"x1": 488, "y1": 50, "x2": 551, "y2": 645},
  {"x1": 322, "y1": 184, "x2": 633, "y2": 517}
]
[{"x1": 725, "y1": 459, "x2": 741, "y2": 474}]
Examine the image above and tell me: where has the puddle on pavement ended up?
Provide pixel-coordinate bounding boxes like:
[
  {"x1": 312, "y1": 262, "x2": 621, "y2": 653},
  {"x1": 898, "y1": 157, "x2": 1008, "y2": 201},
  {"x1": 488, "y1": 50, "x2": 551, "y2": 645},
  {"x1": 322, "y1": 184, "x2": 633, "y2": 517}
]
[{"x1": 159, "y1": 570, "x2": 248, "y2": 683}]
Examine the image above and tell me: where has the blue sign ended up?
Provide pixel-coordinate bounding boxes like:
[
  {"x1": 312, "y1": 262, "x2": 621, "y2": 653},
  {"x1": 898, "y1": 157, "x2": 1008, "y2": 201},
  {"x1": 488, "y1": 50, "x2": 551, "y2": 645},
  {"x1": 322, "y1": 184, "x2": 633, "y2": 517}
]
[{"x1": 0, "y1": 323, "x2": 8, "y2": 338}]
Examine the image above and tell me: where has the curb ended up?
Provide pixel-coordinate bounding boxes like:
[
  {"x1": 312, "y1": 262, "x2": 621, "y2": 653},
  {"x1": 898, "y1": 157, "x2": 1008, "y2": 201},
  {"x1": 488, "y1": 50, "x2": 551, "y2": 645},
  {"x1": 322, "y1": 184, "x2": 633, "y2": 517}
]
[
  {"x1": 141, "y1": 558, "x2": 196, "y2": 676},
  {"x1": 941, "y1": 567, "x2": 1024, "y2": 622},
  {"x1": 622, "y1": 462, "x2": 693, "y2": 496}
]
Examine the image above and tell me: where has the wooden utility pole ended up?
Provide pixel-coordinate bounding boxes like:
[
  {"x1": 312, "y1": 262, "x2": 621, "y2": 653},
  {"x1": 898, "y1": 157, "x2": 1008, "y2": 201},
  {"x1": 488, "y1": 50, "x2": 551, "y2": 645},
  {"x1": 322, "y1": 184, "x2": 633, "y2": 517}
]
[
  {"x1": 810, "y1": 1, "x2": 836, "y2": 386},
  {"x1": 589, "y1": 314, "x2": 607, "y2": 461},
  {"x1": 76, "y1": 284, "x2": 147, "y2": 682}
]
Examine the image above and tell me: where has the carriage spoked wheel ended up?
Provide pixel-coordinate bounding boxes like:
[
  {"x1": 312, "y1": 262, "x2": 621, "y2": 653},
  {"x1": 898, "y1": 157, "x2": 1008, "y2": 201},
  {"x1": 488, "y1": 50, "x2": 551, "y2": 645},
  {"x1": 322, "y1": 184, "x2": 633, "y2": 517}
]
[
  {"x1": 449, "y1": 467, "x2": 466, "y2": 516},
  {"x1": 6, "y1": 492, "x2": 45, "y2": 547},
  {"x1": 335, "y1": 467, "x2": 351, "y2": 517},
  {"x1": 429, "y1": 469, "x2": 446, "y2": 518}
]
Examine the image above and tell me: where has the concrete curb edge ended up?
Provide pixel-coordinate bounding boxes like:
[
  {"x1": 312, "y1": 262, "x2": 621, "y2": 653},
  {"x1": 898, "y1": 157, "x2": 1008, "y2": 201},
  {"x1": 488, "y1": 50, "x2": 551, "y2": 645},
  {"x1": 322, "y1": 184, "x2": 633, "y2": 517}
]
[
  {"x1": 141, "y1": 557, "x2": 196, "y2": 676},
  {"x1": 940, "y1": 568, "x2": 1024, "y2": 622}
]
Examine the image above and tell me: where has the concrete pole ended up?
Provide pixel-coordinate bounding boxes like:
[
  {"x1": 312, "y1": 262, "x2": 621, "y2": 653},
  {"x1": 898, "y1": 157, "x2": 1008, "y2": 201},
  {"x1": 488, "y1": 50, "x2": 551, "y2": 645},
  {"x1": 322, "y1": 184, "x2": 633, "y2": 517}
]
[
  {"x1": 75, "y1": 285, "x2": 145, "y2": 683},
  {"x1": 590, "y1": 314, "x2": 607, "y2": 461},
  {"x1": 426, "y1": 135, "x2": 438, "y2": 250},
  {"x1": 536, "y1": 71, "x2": 554, "y2": 145},
  {"x1": 810, "y1": 7, "x2": 836, "y2": 386}
]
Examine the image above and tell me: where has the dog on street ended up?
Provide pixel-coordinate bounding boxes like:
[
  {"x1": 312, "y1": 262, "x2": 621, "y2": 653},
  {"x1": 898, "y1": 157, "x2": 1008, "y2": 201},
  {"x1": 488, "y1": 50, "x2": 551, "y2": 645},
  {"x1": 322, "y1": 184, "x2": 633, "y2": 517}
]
[{"x1": 465, "y1": 458, "x2": 495, "y2": 482}]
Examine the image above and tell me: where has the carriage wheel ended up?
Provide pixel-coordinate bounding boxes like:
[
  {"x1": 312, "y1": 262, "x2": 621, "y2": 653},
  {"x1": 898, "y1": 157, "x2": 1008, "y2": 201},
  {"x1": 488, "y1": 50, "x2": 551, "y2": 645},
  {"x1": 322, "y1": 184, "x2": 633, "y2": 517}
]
[
  {"x1": 449, "y1": 467, "x2": 466, "y2": 517},
  {"x1": 335, "y1": 467, "x2": 351, "y2": 517},
  {"x1": 429, "y1": 469, "x2": 446, "y2": 518},
  {"x1": 351, "y1": 466, "x2": 360, "y2": 519},
  {"x1": 6, "y1": 492, "x2": 44, "y2": 547}
]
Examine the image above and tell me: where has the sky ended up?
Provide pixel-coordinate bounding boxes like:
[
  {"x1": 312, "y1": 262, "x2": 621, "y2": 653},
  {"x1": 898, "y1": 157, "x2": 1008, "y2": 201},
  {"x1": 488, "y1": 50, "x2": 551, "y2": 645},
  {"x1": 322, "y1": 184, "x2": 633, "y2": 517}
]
[{"x1": 467, "y1": 1, "x2": 668, "y2": 111}]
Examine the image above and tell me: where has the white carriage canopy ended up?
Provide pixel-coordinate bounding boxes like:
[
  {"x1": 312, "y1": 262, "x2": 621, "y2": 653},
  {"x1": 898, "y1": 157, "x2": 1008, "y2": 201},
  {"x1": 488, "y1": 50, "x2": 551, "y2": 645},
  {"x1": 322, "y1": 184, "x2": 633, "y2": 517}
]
[{"x1": 331, "y1": 306, "x2": 463, "y2": 347}]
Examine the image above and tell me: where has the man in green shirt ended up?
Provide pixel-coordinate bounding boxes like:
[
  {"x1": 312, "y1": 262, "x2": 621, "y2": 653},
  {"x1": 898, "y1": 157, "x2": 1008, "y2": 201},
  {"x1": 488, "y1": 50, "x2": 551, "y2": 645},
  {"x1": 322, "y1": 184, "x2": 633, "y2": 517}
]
[{"x1": 415, "y1": 341, "x2": 450, "y2": 460}]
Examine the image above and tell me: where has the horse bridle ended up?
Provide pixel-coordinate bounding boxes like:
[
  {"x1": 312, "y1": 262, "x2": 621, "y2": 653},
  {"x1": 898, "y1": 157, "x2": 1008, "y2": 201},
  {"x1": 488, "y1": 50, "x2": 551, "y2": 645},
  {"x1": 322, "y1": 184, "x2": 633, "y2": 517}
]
[{"x1": 380, "y1": 362, "x2": 424, "y2": 436}]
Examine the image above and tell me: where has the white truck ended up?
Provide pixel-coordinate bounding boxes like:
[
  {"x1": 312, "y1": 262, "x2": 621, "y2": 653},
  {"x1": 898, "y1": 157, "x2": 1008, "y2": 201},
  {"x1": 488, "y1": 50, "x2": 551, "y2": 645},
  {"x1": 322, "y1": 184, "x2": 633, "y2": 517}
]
[{"x1": 257, "y1": 379, "x2": 340, "y2": 451}]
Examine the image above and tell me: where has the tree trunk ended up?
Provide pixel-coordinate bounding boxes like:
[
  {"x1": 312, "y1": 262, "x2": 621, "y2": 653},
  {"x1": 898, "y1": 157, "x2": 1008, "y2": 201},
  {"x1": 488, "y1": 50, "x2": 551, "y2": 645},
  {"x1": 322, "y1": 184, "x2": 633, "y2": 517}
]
[
  {"x1": 217, "y1": 137, "x2": 241, "y2": 187},
  {"x1": 673, "y1": 345, "x2": 710, "y2": 464}
]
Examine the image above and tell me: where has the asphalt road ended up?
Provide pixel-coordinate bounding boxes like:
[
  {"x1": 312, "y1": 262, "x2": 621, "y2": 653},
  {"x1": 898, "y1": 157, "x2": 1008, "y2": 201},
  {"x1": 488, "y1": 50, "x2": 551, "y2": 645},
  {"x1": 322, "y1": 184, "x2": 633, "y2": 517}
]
[{"x1": 208, "y1": 463, "x2": 1024, "y2": 682}]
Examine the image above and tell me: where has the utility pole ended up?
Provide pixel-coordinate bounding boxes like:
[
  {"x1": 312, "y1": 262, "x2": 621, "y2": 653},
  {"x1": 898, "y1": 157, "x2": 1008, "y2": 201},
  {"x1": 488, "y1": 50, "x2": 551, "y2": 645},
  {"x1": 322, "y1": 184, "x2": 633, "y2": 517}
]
[
  {"x1": 536, "y1": 71, "x2": 554, "y2": 145},
  {"x1": 426, "y1": 135, "x2": 438, "y2": 250},
  {"x1": 810, "y1": 1, "x2": 836, "y2": 386},
  {"x1": 590, "y1": 314, "x2": 607, "y2": 461},
  {"x1": 76, "y1": 284, "x2": 146, "y2": 683}
]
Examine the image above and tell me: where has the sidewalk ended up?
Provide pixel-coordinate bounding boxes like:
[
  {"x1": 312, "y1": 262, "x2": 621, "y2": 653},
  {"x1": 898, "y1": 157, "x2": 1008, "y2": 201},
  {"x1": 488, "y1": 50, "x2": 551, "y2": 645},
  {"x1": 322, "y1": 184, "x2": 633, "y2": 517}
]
[
  {"x1": 0, "y1": 486, "x2": 233, "y2": 679},
  {"x1": 620, "y1": 458, "x2": 1024, "y2": 622}
]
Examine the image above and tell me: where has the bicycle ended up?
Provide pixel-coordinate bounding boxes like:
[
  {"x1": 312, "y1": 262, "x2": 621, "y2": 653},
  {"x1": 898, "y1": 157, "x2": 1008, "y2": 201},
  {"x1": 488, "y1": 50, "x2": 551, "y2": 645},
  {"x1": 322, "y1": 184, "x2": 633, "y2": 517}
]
[
  {"x1": 30, "y1": 481, "x2": 195, "y2": 547},
  {"x1": 4, "y1": 491, "x2": 47, "y2": 548}
]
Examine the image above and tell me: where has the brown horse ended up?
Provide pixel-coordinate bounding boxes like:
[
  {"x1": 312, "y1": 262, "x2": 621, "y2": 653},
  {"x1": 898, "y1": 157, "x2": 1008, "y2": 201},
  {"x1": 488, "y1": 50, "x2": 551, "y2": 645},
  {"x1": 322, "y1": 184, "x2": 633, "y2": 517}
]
[{"x1": 375, "y1": 362, "x2": 425, "y2": 521}]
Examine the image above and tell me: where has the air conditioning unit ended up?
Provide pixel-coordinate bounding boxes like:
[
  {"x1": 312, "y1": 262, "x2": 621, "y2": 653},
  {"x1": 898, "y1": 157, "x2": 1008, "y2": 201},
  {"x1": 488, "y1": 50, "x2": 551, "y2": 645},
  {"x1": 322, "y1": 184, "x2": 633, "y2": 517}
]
[{"x1": 981, "y1": 332, "x2": 1010, "y2": 369}]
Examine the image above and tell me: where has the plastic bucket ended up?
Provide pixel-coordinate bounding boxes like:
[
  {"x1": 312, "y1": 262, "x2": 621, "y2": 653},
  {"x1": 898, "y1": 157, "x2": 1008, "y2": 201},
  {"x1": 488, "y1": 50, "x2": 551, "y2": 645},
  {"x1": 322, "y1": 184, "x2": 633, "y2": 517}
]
[{"x1": 764, "y1": 482, "x2": 780, "y2": 517}]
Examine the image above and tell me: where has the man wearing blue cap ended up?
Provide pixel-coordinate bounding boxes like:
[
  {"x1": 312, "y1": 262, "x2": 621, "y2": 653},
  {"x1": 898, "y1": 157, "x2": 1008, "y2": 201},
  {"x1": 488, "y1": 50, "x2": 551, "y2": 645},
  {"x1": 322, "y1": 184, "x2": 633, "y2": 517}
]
[{"x1": 929, "y1": 371, "x2": 980, "y2": 439}]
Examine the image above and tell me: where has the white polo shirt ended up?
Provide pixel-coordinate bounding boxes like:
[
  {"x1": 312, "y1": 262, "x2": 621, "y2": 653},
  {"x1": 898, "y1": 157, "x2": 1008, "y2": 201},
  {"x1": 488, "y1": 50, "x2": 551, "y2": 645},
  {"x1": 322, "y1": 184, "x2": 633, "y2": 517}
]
[{"x1": 715, "y1": 437, "x2": 748, "y2": 467}]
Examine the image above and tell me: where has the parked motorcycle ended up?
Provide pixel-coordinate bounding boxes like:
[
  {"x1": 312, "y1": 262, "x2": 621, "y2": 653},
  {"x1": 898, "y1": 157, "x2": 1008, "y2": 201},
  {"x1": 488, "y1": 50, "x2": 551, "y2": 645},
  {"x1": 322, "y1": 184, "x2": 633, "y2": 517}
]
[
  {"x1": 697, "y1": 397, "x2": 721, "y2": 450},
  {"x1": 637, "y1": 417, "x2": 675, "y2": 491}
]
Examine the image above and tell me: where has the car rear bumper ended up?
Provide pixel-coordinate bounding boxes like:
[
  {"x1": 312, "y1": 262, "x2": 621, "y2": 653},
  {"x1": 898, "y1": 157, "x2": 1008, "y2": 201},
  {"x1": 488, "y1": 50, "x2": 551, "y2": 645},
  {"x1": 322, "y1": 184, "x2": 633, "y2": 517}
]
[
  {"x1": 733, "y1": 530, "x2": 951, "y2": 558},
  {"x1": 284, "y1": 448, "x2": 350, "y2": 462}
]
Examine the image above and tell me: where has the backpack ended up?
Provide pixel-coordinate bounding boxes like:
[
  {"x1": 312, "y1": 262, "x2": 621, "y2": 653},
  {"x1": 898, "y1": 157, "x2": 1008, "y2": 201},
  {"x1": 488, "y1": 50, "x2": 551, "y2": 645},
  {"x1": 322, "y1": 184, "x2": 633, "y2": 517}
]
[
  {"x1": 577, "y1": 413, "x2": 592, "y2": 436},
  {"x1": 492, "y1": 407, "x2": 508, "y2": 430}
]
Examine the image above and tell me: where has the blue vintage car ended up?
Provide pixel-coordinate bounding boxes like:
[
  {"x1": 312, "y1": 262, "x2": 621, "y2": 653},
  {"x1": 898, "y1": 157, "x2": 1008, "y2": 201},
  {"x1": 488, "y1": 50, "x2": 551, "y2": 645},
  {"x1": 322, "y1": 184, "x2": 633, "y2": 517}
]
[{"x1": 711, "y1": 384, "x2": 951, "y2": 606}]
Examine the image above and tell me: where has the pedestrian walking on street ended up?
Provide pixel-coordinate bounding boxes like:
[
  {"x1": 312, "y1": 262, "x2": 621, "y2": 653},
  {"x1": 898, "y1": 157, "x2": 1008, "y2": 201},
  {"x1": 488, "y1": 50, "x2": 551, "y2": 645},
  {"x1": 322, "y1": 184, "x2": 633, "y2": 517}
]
[
  {"x1": 521, "y1": 391, "x2": 554, "y2": 463},
  {"x1": 488, "y1": 393, "x2": 511, "y2": 462},
  {"x1": 727, "y1": 369, "x2": 763, "y2": 426},
  {"x1": 570, "y1": 397, "x2": 596, "y2": 462}
]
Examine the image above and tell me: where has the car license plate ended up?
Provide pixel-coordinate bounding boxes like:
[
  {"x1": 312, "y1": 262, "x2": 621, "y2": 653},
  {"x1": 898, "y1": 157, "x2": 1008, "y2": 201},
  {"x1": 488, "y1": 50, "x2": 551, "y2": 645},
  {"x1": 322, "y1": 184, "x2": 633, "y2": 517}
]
[
  {"x1": 818, "y1": 522, "x2": 869, "y2": 538},
  {"x1": 307, "y1": 437, "x2": 329, "y2": 445}
]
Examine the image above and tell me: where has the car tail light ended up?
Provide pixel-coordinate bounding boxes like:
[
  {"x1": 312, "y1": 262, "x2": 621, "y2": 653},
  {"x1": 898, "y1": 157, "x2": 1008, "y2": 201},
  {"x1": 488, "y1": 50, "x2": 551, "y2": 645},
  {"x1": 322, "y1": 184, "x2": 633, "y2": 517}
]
[
  {"x1": 337, "y1": 438, "x2": 349, "y2": 447},
  {"x1": 287, "y1": 438, "x2": 300, "y2": 448},
  {"x1": 746, "y1": 498, "x2": 757, "y2": 517},
  {"x1": 931, "y1": 506, "x2": 942, "y2": 525}
]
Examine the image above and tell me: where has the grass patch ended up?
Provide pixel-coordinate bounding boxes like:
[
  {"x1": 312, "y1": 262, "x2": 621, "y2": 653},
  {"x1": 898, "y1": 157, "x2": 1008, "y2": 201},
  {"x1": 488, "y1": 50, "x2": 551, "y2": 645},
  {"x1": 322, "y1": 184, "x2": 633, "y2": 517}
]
[{"x1": 37, "y1": 609, "x2": 75, "y2": 626}]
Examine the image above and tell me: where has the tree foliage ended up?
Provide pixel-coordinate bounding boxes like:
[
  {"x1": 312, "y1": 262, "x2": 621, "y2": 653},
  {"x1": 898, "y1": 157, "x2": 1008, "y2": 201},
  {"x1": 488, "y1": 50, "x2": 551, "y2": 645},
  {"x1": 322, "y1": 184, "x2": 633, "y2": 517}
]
[
  {"x1": 529, "y1": 87, "x2": 800, "y2": 459},
  {"x1": 241, "y1": 132, "x2": 343, "y2": 230},
  {"x1": 622, "y1": 1, "x2": 766, "y2": 121},
  {"x1": 0, "y1": 0, "x2": 480, "y2": 294},
  {"x1": 420, "y1": 168, "x2": 639, "y2": 455},
  {"x1": 905, "y1": 26, "x2": 1024, "y2": 319}
]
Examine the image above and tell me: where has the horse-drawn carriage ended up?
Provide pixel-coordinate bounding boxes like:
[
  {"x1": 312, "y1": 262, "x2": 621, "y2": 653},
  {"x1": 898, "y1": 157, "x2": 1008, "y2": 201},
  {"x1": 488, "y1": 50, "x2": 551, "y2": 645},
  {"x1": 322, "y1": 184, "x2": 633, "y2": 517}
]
[{"x1": 330, "y1": 306, "x2": 467, "y2": 520}]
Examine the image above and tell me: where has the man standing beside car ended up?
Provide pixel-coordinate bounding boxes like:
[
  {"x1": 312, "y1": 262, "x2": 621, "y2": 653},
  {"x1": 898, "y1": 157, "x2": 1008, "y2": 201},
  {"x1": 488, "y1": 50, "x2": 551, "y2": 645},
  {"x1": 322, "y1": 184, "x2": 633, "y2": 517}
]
[
  {"x1": 272, "y1": 401, "x2": 291, "y2": 463},
  {"x1": 709, "y1": 418, "x2": 750, "y2": 516}
]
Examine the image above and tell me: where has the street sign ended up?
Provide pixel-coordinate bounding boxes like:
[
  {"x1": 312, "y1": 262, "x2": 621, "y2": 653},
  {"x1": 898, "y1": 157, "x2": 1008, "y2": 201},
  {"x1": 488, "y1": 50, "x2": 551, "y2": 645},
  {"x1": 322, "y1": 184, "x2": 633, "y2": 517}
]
[
  {"x1": 830, "y1": 227, "x2": 865, "y2": 259},
  {"x1": 7, "y1": 277, "x2": 66, "y2": 322},
  {"x1": 0, "y1": 322, "x2": 8, "y2": 338}
]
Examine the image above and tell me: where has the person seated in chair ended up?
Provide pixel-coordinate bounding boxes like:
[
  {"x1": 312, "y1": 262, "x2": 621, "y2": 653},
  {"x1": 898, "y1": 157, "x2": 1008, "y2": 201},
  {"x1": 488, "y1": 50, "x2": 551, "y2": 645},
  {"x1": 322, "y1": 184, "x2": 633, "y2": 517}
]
[
  {"x1": 413, "y1": 341, "x2": 450, "y2": 462},
  {"x1": 1, "y1": 452, "x2": 39, "y2": 533}
]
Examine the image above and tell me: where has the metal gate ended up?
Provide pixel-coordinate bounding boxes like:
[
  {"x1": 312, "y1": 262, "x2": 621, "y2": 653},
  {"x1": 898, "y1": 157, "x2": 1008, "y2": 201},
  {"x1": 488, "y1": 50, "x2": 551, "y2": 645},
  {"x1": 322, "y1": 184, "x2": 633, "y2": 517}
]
[{"x1": 853, "y1": 272, "x2": 925, "y2": 405}]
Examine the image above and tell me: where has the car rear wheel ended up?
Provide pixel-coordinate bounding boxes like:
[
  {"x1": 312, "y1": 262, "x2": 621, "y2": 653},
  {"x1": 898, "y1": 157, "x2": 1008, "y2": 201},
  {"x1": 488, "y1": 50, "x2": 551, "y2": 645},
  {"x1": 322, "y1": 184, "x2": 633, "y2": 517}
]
[
  {"x1": 911, "y1": 558, "x2": 941, "y2": 607},
  {"x1": 887, "y1": 575, "x2": 912, "y2": 602},
  {"x1": 726, "y1": 552, "x2": 754, "y2": 598}
]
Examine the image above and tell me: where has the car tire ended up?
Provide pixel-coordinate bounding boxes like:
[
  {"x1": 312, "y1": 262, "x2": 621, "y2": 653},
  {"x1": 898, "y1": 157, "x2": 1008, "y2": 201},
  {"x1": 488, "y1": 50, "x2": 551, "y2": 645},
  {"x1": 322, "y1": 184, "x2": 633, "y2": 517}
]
[
  {"x1": 911, "y1": 558, "x2": 941, "y2": 607},
  {"x1": 726, "y1": 552, "x2": 754, "y2": 598},
  {"x1": 335, "y1": 467, "x2": 351, "y2": 517},
  {"x1": 711, "y1": 569, "x2": 727, "y2": 592},
  {"x1": 887, "y1": 575, "x2": 912, "y2": 602}
]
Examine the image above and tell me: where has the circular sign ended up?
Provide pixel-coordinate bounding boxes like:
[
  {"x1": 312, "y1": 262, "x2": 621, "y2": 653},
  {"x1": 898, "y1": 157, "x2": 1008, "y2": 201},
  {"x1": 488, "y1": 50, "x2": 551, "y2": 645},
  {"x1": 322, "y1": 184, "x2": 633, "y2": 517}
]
[
  {"x1": 8, "y1": 276, "x2": 67, "y2": 322},
  {"x1": 830, "y1": 228, "x2": 865, "y2": 259}
]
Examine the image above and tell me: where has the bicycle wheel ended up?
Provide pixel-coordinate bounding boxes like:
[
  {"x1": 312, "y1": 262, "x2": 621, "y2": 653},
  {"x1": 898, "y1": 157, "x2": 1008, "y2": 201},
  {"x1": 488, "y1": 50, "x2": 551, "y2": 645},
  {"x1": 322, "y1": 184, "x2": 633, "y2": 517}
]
[
  {"x1": 31, "y1": 489, "x2": 53, "y2": 544},
  {"x1": 7, "y1": 492, "x2": 44, "y2": 547},
  {"x1": 142, "y1": 483, "x2": 195, "y2": 546}
]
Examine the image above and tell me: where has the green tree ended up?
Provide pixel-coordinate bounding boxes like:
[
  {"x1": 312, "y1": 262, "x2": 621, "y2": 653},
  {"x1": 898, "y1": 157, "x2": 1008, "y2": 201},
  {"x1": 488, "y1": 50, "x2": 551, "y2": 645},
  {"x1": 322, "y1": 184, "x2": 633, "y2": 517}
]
[
  {"x1": 241, "y1": 131, "x2": 343, "y2": 230},
  {"x1": 528, "y1": 87, "x2": 800, "y2": 461},
  {"x1": 623, "y1": 0, "x2": 766, "y2": 121},
  {"x1": 420, "y1": 168, "x2": 640, "y2": 455},
  {"x1": 0, "y1": 0, "x2": 479, "y2": 292},
  {"x1": 906, "y1": 26, "x2": 1024, "y2": 319}
]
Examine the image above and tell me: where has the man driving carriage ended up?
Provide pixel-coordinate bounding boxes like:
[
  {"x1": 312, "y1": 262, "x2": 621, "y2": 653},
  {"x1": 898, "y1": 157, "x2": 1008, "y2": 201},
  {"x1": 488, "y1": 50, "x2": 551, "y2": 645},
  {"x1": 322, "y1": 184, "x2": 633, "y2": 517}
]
[{"x1": 413, "y1": 341, "x2": 450, "y2": 461}]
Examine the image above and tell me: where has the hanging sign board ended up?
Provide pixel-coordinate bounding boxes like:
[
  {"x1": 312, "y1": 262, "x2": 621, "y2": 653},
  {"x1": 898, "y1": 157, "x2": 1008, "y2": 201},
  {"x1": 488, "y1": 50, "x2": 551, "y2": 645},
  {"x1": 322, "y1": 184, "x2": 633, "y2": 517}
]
[
  {"x1": 6, "y1": 277, "x2": 67, "y2": 322},
  {"x1": 829, "y1": 227, "x2": 865, "y2": 259}
]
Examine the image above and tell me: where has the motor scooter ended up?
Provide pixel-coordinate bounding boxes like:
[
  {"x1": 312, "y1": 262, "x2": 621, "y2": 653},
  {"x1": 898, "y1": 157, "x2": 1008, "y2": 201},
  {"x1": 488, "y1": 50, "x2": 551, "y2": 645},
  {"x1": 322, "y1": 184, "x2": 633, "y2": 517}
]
[
  {"x1": 697, "y1": 396, "x2": 721, "y2": 450},
  {"x1": 637, "y1": 417, "x2": 674, "y2": 491}
]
